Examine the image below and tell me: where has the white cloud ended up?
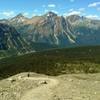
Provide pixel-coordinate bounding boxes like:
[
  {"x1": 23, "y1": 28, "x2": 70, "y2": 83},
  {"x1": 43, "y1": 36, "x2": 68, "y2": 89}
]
[
  {"x1": 97, "y1": 7, "x2": 100, "y2": 11},
  {"x1": 86, "y1": 15, "x2": 100, "y2": 20},
  {"x1": 66, "y1": 8, "x2": 85, "y2": 16},
  {"x1": 48, "y1": 4, "x2": 56, "y2": 8},
  {"x1": 44, "y1": 9, "x2": 49, "y2": 13},
  {"x1": 42, "y1": 4, "x2": 56, "y2": 8},
  {"x1": 23, "y1": 12, "x2": 29, "y2": 17},
  {"x1": 78, "y1": 8, "x2": 85, "y2": 12},
  {"x1": 51, "y1": 10, "x2": 58, "y2": 14},
  {"x1": 67, "y1": 11, "x2": 81, "y2": 16},
  {"x1": 70, "y1": 0, "x2": 75, "y2": 2},
  {"x1": 69, "y1": 8, "x2": 74, "y2": 12},
  {"x1": 0, "y1": 11, "x2": 15, "y2": 17},
  {"x1": 33, "y1": 9, "x2": 38, "y2": 12},
  {"x1": 88, "y1": 2, "x2": 100, "y2": 7}
]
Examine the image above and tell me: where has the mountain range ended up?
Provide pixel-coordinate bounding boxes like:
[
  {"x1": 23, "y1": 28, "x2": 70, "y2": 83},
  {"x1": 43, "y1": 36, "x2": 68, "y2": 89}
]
[{"x1": 0, "y1": 11, "x2": 100, "y2": 57}]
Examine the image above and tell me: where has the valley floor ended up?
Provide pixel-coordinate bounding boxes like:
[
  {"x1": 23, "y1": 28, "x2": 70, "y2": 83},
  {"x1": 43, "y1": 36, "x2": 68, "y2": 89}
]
[{"x1": 0, "y1": 72, "x2": 100, "y2": 100}]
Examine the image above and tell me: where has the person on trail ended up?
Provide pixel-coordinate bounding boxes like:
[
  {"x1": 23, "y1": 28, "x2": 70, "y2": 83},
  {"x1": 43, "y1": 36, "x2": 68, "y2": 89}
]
[{"x1": 27, "y1": 73, "x2": 30, "y2": 77}]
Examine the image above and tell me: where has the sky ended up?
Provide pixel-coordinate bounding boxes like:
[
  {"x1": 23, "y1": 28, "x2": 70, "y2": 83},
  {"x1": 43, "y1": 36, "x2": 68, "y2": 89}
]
[{"x1": 0, "y1": 0, "x2": 100, "y2": 19}]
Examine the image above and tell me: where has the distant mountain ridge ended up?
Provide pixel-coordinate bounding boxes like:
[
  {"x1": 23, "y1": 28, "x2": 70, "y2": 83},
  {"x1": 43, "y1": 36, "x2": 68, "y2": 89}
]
[{"x1": 0, "y1": 11, "x2": 100, "y2": 57}]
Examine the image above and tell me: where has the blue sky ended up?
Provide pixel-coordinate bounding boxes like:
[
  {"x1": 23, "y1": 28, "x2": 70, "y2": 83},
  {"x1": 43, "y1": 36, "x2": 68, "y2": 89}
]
[{"x1": 0, "y1": 0, "x2": 100, "y2": 19}]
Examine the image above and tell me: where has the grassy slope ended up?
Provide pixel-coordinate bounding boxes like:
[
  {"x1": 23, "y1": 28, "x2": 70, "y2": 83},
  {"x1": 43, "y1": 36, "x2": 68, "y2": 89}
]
[{"x1": 0, "y1": 46, "x2": 100, "y2": 79}]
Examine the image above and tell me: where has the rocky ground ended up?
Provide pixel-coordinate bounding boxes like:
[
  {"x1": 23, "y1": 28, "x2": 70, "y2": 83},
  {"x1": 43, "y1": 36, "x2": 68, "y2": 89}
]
[
  {"x1": 53, "y1": 74, "x2": 100, "y2": 100},
  {"x1": 0, "y1": 72, "x2": 100, "y2": 100}
]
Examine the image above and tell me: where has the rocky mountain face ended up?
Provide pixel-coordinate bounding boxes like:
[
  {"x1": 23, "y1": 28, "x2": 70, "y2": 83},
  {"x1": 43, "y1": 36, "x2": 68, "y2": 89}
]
[
  {"x1": 0, "y1": 11, "x2": 100, "y2": 56},
  {"x1": 17, "y1": 12, "x2": 77, "y2": 46},
  {"x1": 67, "y1": 15, "x2": 100, "y2": 45},
  {"x1": 0, "y1": 23, "x2": 32, "y2": 57}
]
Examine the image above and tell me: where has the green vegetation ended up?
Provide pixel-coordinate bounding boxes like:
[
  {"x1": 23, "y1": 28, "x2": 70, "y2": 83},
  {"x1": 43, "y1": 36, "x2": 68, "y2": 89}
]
[{"x1": 0, "y1": 46, "x2": 100, "y2": 79}]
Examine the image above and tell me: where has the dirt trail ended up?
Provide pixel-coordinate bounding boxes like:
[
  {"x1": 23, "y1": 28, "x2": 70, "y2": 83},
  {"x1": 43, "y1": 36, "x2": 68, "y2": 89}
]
[{"x1": 20, "y1": 77, "x2": 59, "y2": 100}]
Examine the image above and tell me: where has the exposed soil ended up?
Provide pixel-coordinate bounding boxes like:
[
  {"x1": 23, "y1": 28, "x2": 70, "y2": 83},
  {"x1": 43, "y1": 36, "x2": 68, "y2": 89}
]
[{"x1": 0, "y1": 72, "x2": 100, "y2": 100}]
